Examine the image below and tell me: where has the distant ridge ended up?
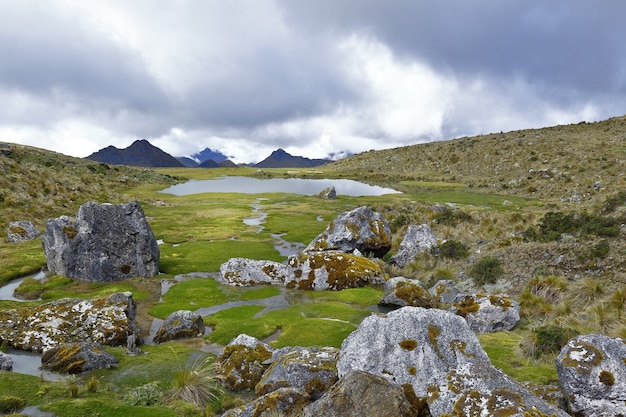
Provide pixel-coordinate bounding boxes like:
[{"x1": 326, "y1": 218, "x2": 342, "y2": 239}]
[
  {"x1": 191, "y1": 147, "x2": 228, "y2": 164},
  {"x1": 87, "y1": 139, "x2": 184, "y2": 167},
  {"x1": 198, "y1": 159, "x2": 238, "y2": 168},
  {"x1": 255, "y1": 148, "x2": 331, "y2": 168}
]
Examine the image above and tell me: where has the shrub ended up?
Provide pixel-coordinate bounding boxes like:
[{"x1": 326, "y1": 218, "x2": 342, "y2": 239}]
[
  {"x1": 600, "y1": 190, "x2": 626, "y2": 214},
  {"x1": 86, "y1": 376, "x2": 99, "y2": 393},
  {"x1": 437, "y1": 240, "x2": 469, "y2": 259},
  {"x1": 433, "y1": 209, "x2": 473, "y2": 226},
  {"x1": 589, "y1": 239, "x2": 610, "y2": 259},
  {"x1": 0, "y1": 396, "x2": 26, "y2": 414},
  {"x1": 470, "y1": 256, "x2": 503, "y2": 285},
  {"x1": 532, "y1": 325, "x2": 577, "y2": 358},
  {"x1": 168, "y1": 354, "x2": 223, "y2": 410},
  {"x1": 123, "y1": 382, "x2": 163, "y2": 406}
]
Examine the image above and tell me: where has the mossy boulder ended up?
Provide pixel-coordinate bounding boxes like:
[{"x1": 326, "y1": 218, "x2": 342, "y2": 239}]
[
  {"x1": 153, "y1": 310, "x2": 205, "y2": 344},
  {"x1": 378, "y1": 276, "x2": 435, "y2": 308},
  {"x1": 428, "y1": 279, "x2": 461, "y2": 305},
  {"x1": 41, "y1": 341, "x2": 118, "y2": 374},
  {"x1": 556, "y1": 334, "x2": 626, "y2": 417},
  {"x1": 304, "y1": 206, "x2": 392, "y2": 257},
  {"x1": 450, "y1": 294, "x2": 520, "y2": 333},
  {"x1": 286, "y1": 251, "x2": 387, "y2": 291},
  {"x1": 390, "y1": 224, "x2": 437, "y2": 267},
  {"x1": 218, "y1": 258, "x2": 292, "y2": 286},
  {"x1": 0, "y1": 352, "x2": 13, "y2": 371},
  {"x1": 216, "y1": 334, "x2": 274, "y2": 391},
  {"x1": 6, "y1": 220, "x2": 39, "y2": 243},
  {"x1": 221, "y1": 387, "x2": 310, "y2": 417}
]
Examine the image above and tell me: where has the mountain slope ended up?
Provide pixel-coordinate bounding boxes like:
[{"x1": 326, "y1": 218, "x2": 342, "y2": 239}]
[
  {"x1": 190, "y1": 147, "x2": 228, "y2": 164},
  {"x1": 87, "y1": 139, "x2": 184, "y2": 167},
  {"x1": 255, "y1": 148, "x2": 331, "y2": 168}
]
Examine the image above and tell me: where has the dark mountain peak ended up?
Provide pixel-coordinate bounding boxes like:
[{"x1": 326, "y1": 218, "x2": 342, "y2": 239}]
[
  {"x1": 86, "y1": 140, "x2": 184, "y2": 168},
  {"x1": 255, "y1": 148, "x2": 331, "y2": 168},
  {"x1": 190, "y1": 147, "x2": 228, "y2": 164}
]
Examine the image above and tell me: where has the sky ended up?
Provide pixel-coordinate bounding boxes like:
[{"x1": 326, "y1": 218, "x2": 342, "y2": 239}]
[{"x1": 1, "y1": 1, "x2": 625, "y2": 164}]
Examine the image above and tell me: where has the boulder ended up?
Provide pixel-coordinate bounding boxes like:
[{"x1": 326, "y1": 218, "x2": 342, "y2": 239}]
[
  {"x1": 221, "y1": 387, "x2": 310, "y2": 417},
  {"x1": 302, "y1": 370, "x2": 417, "y2": 417},
  {"x1": 42, "y1": 201, "x2": 159, "y2": 281},
  {"x1": 285, "y1": 251, "x2": 386, "y2": 291},
  {"x1": 216, "y1": 334, "x2": 274, "y2": 391},
  {"x1": 219, "y1": 258, "x2": 291, "y2": 286},
  {"x1": 556, "y1": 334, "x2": 626, "y2": 417},
  {"x1": 450, "y1": 294, "x2": 520, "y2": 333},
  {"x1": 337, "y1": 307, "x2": 567, "y2": 416},
  {"x1": 318, "y1": 186, "x2": 336, "y2": 199},
  {"x1": 378, "y1": 276, "x2": 435, "y2": 308},
  {"x1": 256, "y1": 346, "x2": 339, "y2": 399},
  {"x1": 428, "y1": 279, "x2": 461, "y2": 305},
  {"x1": 0, "y1": 292, "x2": 139, "y2": 353},
  {"x1": 390, "y1": 224, "x2": 437, "y2": 267},
  {"x1": 304, "y1": 206, "x2": 392, "y2": 257},
  {"x1": 6, "y1": 220, "x2": 39, "y2": 243},
  {"x1": 0, "y1": 351, "x2": 13, "y2": 371},
  {"x1": 41, "y1": 342, "x2": 118, "y2": 374},
  {"x1": 153, "y1": 310, "x2": 205, "y2": 344}
]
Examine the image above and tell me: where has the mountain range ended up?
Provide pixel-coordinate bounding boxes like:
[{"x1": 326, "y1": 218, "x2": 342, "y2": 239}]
[{"x1": 87, "y1": 140, "x2": 332, "y2": 168}]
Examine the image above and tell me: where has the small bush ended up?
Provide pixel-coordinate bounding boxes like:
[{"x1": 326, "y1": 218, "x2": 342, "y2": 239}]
[
  {"x1": 600, "y1": 190, "x2": 626, "y2": 214},
  {"x1": 533, "y1": 325, "x2": 577, "y2": 357},
  {"x1": 0, "y1": 395, "x2": 27, "y2": 414},
  {"x1": 470, "y1": 256, "x2": 503, "y2": 285},
  {"x1": 432, "y1": 209, "x2": 473, "y2": 226},
  {"x1": 123, "y1": 382, "x2": 163, "y2": 406},
  {"x1": 86, "y1": 376, "x2": 99, "y2": 393},
  {"x1": 437, "y1": 240, "x2": 469, "y2": 259}
]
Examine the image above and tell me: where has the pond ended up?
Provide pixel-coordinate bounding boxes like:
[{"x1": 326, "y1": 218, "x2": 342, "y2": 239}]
[{"x1": 160, "y1": 176, "x2": 401, "y2": 196}]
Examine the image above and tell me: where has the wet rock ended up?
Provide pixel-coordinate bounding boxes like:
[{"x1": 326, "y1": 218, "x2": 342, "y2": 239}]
[
  {"x1": 428, "y1": 279, "x2": 461, "y2": 305},
  {"x1": 286, "y1": 251, "x2": 386, "y2": 291},
  {"x1": 6, "y1": 220, "x2": 39, "y2": 243},
  {"x1": 216, "y1": 334, "x2": 274, "y2": 391},
  {"x1": 304, "y1": 206, "x2": 392, "y2": 257},
  {"x1": 221, "y1": 387, "x2": 310, "y2": 417},
  {"x1": 41, "y1": 342, "x2": 118, "y2": 374},
  {"x1": 378, "y1": 277, "x2": 435, "y2": 308},
  {"x1": 256, "y1": 346, "x2": 339, "y2": 399},
  {"x1": 302, "y1": 370, "x2": 416, "y2": 417},
  {"x1": 556, "y1": 334, "x2": 626, "y2": 417},
  {"x1": 219, "y1": 258, "x2": 291, "y2": 286},
  {"x1": 390, "y1": 224, "x2": 437, "y2": 267},
  {"x1": 337, "y1": 306, "x2": 567, "y2": 416},
  {"x1": 42, "y1": 201, "x2": 159, "y2": 282},
  {"x1": 0, "y1": 292, "x2": 139, "y2": 353},
  {"x1": 153, "y1": 310, "x2": 205, "y2": 344},
  {"x1": 318, "y1": 186, "x2": 336, "y2": 199},
  {"x1": 450, "y1": 294, "x2": 520, "y2": 333},
  {"x1": 0, "y1": 351, "x2": 13, "y2": 371}
]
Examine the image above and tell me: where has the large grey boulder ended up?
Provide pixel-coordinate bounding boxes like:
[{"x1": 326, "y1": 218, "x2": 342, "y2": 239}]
[
  {"x1": 337, "y1": 307, "x2": 568, "y2": 416},
  {"x1": 6, "y1": 220, "x2": 39, "y2": 243},
  {"x1": 221, "y1": 387, "x2": 310, "y2": 417},
  {"x1": 556, "y1": 334, "x2": 626, "y2": 417},
  {"x1": 302, "y1": 370, "x2": 418, "y2": 417},
  {"x1": 0, "y1": 351, "x2": 13, "y2": 371},
  {"x1": 428, "y1": 279, "x2": 461, "y2": 305},
  {"x1": 42, "y1": 201, "x2": 159, "y2": 281},
  {"x1": 256, "y1": 346, "x2": 339, "y2": 399},
  {"x1": 304, "y1": 206, "x2": 392, "y2": 257},
  {"x1": 0, "y1": 292, "x2": 139, "y2": 353},
  {"x1": 378, "y1": 276, "x2": 435, "y2": 308},
  {"x1": 285, "y1": 251, "x2": 386, "y2": 291},
  {"x1": 390, "y1": 224, "x2": 437, "y2": 267},
  {"x1": 153, "y1": 310, "x2": 205, "y2": 344},
  {"x1": 216, "y1": 334, "x2": 274, "y2": 391},
  {"x1": 450, "y1": 294, "x2": 521, "y2": 333},
  {"x1": 219, "y1": 258, "x2": 291, "y2": 286},
  {"x1": 41, "y1": 342, "x2": 118, "y2": 374}
]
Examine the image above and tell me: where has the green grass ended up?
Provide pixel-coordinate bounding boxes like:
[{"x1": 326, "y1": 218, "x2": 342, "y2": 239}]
[{"x1": 0, "y1": 240, "x2": 46, "y2": 286}]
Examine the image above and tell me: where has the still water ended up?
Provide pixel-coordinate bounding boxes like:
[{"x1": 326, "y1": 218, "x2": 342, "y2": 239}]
[{"x1": 160, "y1": 176, "x2": 400, "y2": 196}]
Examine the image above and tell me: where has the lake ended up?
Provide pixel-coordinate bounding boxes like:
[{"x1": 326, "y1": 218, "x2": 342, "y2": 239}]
[{"x1": 160, "y1": 176, "x2": 401, "y2": 196}]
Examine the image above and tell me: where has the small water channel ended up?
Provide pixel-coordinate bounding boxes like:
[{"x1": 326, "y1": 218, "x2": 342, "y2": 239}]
[{"x1": 0, "y1": 270, "x2": 45, "y2": 302}]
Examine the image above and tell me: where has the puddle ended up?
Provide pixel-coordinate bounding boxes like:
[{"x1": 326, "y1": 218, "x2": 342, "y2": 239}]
[
  {"x1": 0, "y1": 271, "x2": 45, "y2": 302},
  {"x1": 5, "y1": 348, "x2": 63, "y2": 381},
  {"x1": 271, "y1": 233, "x2": 305, "y2": 258}
]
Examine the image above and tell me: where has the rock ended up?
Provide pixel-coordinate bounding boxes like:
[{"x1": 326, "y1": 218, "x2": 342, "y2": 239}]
[
  {"x1": 256, "y1": 346, "x2": 339, "y2": 399},
  {"x1": 390, "y1": 224, "x2": 437, "y2": 267},
  {"x1": 41, "y1": 342, "x2": 118, "y2": 374},
  {"x1": 219, "y1": 258, "x2": 291, "y2": 286},
  {"x1": 556, "y1": 334, "x2": 626, "y2": 417},
  {"x1": 153, "y1": 310, "x2": 205, "y2": 344},
  {"x1": 302, "y1": 370, "x2": 417, "y2": 417},
  {"x1": 221, "y1": 387, "x2": 310, "y2": 417},
  {"x1": 6, "y1": 220, "x2": 39, "y2": 243},
  {"x1": 0, "y1": 351, "x2": 13, "y2": 371},
  {"x1": 318, "y1": 186, "x2": 336, "y2": 199},
  {"x1": 304, "y1": 206, "x2": 392, "y2": 257},
  {"x1": 450, "y1": 294, "x2": 520, "y2": 333},
  {"x1": 285, "y1": 251, "x2": 387, "y2": 291},
  {"x1": 216, "y1": 334, "x2": 274, "y2": 391},
  {"x1": 428, "y1": 279, "x2": 461, "y2": 304},
  {"x1": 337, "y1": 306, "x2": 567, "y2": 416},
  {"x1": 42, "y1": 201, "x2": 159, "y2": 282},
  {"x1": 0, "y1": 292, "x2": 139, "y2": 353},
  {"x1": 0, "y1": 142, "x2": 10, "y2": 156},
  {"x1": 378, "y1": 277, "x2": 435, "y2": 308}
]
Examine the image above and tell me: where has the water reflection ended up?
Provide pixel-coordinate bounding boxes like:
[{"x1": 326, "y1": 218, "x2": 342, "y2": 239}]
[{"x1": 160, "y1": 176, "x2": 400, "y2": 196}]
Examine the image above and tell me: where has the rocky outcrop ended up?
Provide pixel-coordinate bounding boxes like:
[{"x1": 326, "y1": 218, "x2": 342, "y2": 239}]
[
  {"x1": 153, "y1": 310, "x2": 205, "y2": 344},
  {"x1": 378, "y1": 276, "x2": 435, "y2": 308},
  {"x1": 390, "y1": 224, "x2": 437, "y2": 267},
  {"x1": 216, "y1": 334, "x2": 274, "y2": 391},
  {"x1": 556, "y1": 334, "x2": 626, "y2": 417},
  {"x1": 6, "y1": 220, "x2": 39, "y2": 243},
  {"x1": 41, "y1": 342, "x2": 118, "y2": 374},
  {"x1": 304, "y1": 206, "x2": 392, "y2": 257},
  {"x1": 42, "y1": 201, "x2": 159, "y2": 282},
  {"x1": 0, "y1": 351, "x2": 13, "y2": 371},
  {"x1": 219, "y1": 258, "x2": 291, "y2": 286},
  {"x1": 428, "y1": 279, "x2": 460, "y2": 304},
  {"x1": 336, "y1": 307, "x2": 567, "y2": 416},
  {"x1": 0, "y1": 292, "x2": 139, "y2": 353},
  {"x1": 286, "y1": 251, "x2": 386, "y2": 291},
  {"x1": 256, "y1": 346, "x2": 339, "y2": 399},
  {"x1": 450, "y1": 294, "x2": 520, "y2": 333},
  {"x1": 301, "y1": 370, "x2": 417, "y2": 417},
  {"x1": 318, "y1": 186, "x2": 336, "y2": 199},
  {"x1": 221, "y1": 387, "x2": 310, "y2": 417}
]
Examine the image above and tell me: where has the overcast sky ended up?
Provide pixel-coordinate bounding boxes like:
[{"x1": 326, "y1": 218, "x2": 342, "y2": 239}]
[{"x1": 1, "y1": 1, "x2": 625, "y2": 164}]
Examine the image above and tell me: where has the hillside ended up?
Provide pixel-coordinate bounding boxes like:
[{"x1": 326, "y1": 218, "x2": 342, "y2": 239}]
[{"x1": 87, "y1": 139, "x2": 184, "y2": 167}]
